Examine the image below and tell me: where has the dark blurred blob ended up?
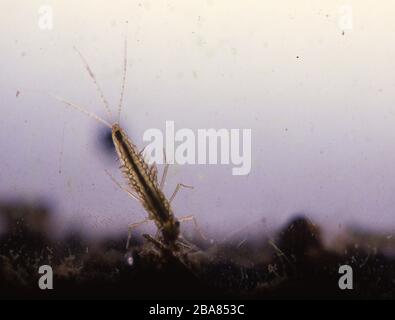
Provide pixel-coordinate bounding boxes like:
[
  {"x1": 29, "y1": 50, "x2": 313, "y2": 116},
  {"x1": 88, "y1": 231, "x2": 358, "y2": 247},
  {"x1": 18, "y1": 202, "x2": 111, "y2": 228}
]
[
  {"x1": 277, "y1": 215, "x2": 322, "y2": 259},
  {"x1": 0, "y1": 200, "x2": 52, "y2": 248},
  {"x1": 0, "y1": 200, "x2": 53, "y2": 290},
  {"x1": 96, "y1": 127, "x2": 115, "y2": 156}
]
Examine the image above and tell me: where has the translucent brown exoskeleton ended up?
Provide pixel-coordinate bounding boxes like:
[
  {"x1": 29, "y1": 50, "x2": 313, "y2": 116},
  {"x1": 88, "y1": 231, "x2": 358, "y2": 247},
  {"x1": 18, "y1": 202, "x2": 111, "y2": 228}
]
[
  {"x1": 112, "y1": 122, "x2": 183, "y2": 249},
  {"x1": 52, "y1": 39, "x2": 205, "y2": 253}
]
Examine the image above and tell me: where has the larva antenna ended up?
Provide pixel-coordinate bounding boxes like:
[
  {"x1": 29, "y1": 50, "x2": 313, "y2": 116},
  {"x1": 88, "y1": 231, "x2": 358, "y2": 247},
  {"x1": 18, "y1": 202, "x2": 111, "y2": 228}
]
[
  {"x1": 73, "y1": 46, "x2": 113, "y2": 122},
  {"x1": 117, "y1": 36, "x2": 128, "y2": 124},
  {"x1": 50, "y1": 93, "x2": 112, "y2": 129}
]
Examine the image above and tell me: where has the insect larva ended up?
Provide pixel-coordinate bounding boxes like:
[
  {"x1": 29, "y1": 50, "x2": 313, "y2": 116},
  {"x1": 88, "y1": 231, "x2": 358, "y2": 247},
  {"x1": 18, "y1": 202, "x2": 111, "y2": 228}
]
[{"x1": 53, "y1": 39, "x2": 205, "y2": 252}]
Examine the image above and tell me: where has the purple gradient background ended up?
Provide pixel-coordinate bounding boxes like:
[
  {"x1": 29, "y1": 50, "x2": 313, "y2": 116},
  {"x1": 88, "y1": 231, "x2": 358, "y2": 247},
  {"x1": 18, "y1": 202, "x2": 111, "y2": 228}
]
[{"x1": 1, "y1": 1, "x2": 395, "y2": 241}]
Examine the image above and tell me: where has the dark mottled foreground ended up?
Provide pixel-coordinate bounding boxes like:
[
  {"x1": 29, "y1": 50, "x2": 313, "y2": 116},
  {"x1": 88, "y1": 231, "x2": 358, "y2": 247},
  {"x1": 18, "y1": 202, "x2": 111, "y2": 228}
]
[{"x1": 0, "y1": 200, "x2": 394, "y2": 299}]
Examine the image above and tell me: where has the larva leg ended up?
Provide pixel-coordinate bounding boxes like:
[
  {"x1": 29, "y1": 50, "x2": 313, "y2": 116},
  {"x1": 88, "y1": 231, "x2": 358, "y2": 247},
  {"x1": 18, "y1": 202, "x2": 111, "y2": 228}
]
[
  {"x1": 160, "y1": 164, "x2": 170, "y2": 189},
  {"x1": 169, "y1": 183, "x2": 193, "y2": 203},
  {"x1": 142, "y1": 234, "x2": 169, "y2": 253},
  {"x1": 105, "y1": 170, "x2": 140, "y2": 201},
  {"x1": 177, "y1": 234, "x2": 199, "y2": 251},
  {"x1": 154, "y1": 229, "x2": 161, "y2": 239},
  {"x1": 160, "y1": 149, "x2": 169, "y2": 189},
  {"x1": 178, "y1": 214, "x2": 207, "y2": 240},
  {"x1": 127, "y1": 218, "x2": 150, "y2": 249},
  {"x1": 139, "y1": 144, "x2": 148, "y2": 156}
]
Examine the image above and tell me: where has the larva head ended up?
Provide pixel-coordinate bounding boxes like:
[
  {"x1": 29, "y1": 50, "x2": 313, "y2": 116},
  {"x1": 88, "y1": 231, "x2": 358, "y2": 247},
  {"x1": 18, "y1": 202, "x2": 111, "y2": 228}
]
[
  {"x1": 111, "y1": 123, "x2": 126, "y2": 156},
  {"x1": 111, "y1": 123, "x2": 123, "y2": 140},
  {"x1": 161, "y1": 217, "x2": 180, "y2": 244}
]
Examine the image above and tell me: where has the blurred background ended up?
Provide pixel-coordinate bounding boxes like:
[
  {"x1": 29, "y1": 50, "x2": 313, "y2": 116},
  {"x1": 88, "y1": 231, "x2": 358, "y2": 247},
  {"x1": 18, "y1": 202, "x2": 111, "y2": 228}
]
[{"x1": 1, "y1": 0, "x2": 395, "y2": 243}]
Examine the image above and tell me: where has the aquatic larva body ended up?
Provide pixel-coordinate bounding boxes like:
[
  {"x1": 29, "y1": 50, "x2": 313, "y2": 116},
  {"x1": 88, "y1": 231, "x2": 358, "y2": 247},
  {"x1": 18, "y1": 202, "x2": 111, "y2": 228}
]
[
  {"x1": 52, "y1": 39, "x2": 204, "y2": 252},
  {"x1": 111, "y1": 124, "x2": 181, "y2": 246}
]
